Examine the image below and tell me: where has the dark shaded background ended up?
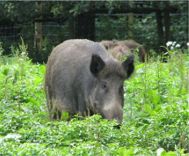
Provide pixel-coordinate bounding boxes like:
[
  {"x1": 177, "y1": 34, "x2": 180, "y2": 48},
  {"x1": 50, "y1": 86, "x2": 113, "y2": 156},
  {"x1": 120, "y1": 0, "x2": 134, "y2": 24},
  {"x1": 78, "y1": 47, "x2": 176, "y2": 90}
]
[{"x1": 0, "y1": 1, "x2": 188, "y2": 62}]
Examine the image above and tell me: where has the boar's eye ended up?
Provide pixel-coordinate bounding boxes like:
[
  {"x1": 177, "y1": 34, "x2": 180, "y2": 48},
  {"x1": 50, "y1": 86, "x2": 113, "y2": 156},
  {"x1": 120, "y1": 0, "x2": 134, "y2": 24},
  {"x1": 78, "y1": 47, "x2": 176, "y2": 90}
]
[{"x1": 101, "y1": 82, "x2": 108, "y2": 92}]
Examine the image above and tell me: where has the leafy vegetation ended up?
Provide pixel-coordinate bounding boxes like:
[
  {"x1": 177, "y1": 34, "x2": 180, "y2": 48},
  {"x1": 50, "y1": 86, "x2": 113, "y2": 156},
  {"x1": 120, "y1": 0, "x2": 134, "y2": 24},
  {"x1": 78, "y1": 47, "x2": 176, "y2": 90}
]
[{"x1": 0, "y1": 45, "x2": 188, "y2": 155}]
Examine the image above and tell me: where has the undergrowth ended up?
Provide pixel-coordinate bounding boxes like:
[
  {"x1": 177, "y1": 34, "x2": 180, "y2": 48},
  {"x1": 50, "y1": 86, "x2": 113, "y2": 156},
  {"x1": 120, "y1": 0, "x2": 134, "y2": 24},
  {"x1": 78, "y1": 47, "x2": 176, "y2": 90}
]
[{"x1": 0, "y1": 43, "x2": 188, "y2": 155}]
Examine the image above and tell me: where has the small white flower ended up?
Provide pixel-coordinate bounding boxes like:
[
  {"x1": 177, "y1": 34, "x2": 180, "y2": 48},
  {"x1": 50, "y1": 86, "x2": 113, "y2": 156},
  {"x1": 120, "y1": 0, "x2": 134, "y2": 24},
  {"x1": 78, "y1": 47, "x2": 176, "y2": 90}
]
[
  {"x1": 187, "y1": 42, "x2": 189, "y2": 46},
  {"x1": 173, "y1": 41, "x2": 176, "y2": 46},
  {"x1": 175, "y1": 44, "x2": 181, "y2": 48},
  {"x1": 157, "y1": 148, "x2": 165, "y2": 156},
  {"x1": 166, "y1": 41, "x2": 172, "y2": 47}
]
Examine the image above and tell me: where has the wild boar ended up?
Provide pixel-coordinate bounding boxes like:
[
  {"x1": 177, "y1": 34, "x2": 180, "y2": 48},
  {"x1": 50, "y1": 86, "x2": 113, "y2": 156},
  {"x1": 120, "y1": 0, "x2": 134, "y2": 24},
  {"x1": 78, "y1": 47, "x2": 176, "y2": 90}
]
[
  {"x1": 100, "y1": 39, "x2": 146, "y2": 62},
  {"x1": 45, "y1": 39, "x2": 134, "y2": 124},
  {"x1": 120, "y1": 40, "x2": 146, "y2": 62},
  {"x1": 99, "y1": 40, "x2": 117, "y2": 50},
  {"x1": 109, "y1": 42, "x2": 132, "y2": 61}
]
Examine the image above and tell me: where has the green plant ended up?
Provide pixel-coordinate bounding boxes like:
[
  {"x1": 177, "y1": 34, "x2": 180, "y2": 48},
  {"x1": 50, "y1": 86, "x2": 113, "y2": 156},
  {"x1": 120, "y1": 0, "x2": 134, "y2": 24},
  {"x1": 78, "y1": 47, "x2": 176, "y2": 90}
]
[{"x1": 0, "y1": 48, "x2": 188, "y2": 155}]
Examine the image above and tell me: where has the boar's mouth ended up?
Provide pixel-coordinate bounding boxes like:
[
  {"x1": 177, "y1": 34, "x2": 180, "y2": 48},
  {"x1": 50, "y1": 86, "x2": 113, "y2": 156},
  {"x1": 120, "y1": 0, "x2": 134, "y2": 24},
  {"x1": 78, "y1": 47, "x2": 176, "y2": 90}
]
[
  {"x1": 89, "y1": 99, "x2": 123, "y2": 124},
  {"x1": 102, "y1": 113, "x2": 123, "y2": 125},
  {"x1": 99, "y1": 107, "x2": 123, "y2": 125},
  {"x1": 85, "y1": 108, "x2": 122, "y2": 129}
]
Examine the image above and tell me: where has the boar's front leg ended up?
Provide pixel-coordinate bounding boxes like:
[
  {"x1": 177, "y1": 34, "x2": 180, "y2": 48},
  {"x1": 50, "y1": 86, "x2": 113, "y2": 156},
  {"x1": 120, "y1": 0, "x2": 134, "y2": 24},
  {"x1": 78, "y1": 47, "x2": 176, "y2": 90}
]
[{"x1": 50, "y1": 98, "x2": 76, "y2": 120}]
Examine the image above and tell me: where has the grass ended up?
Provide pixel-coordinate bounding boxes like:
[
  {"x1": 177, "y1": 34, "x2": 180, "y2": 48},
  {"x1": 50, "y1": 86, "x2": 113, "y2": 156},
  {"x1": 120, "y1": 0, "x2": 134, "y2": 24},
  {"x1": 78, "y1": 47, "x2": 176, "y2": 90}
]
[{"x1": 0, "y1": 46, "x2": 188, "y2": 155}]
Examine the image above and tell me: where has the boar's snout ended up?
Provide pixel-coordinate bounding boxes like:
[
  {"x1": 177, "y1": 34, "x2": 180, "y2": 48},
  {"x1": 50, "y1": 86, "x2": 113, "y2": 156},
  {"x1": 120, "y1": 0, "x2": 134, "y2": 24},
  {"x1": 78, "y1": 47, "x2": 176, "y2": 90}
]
[{"x1": 102, "y1": 104, "x2": 123, "y2": 124}]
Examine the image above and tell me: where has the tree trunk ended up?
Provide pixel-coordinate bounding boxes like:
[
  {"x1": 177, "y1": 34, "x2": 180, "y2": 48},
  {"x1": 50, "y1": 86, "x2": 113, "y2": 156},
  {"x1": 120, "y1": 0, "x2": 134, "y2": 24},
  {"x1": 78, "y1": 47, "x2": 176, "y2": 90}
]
[
  {"x1": 75, "y1": 12, "x2": 95, "y2": 40},
  {"x1": 34, "y1": 2, "x2": 43, "y2": 52},
  {"x1": 74, "y1": 3, "x2": 95, "y2": 40}
]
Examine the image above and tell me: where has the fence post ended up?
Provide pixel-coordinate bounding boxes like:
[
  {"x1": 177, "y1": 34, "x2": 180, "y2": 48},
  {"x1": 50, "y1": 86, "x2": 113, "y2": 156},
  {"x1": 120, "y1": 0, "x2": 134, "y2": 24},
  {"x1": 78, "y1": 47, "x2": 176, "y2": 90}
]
[
  {"x1": 156, "y1": 10, "x2": 164, "y2": 49},
  {"x1": 34, "y1": 2, "x2": 43, "y2": 55},
  {"x1": 128, "y1": 1, "x2": 134, "y2": 39}
]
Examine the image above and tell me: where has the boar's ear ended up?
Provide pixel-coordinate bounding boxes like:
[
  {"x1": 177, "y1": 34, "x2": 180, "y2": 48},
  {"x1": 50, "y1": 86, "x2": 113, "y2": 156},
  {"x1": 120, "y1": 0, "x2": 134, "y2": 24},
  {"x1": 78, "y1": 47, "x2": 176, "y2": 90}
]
[
  {"x1": 90, "y1": 54, "x2": 105, "y2": 77},
  {"x1": 122, "y1": 55, "x2": 134, "y2": 79}
]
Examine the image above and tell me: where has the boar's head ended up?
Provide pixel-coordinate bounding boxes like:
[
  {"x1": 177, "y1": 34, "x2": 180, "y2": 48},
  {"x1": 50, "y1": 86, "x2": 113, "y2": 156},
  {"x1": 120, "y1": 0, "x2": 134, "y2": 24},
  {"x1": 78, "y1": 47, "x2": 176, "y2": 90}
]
[{"x1": 89, "y1": 54, "x2": 134, "y2": 124}]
